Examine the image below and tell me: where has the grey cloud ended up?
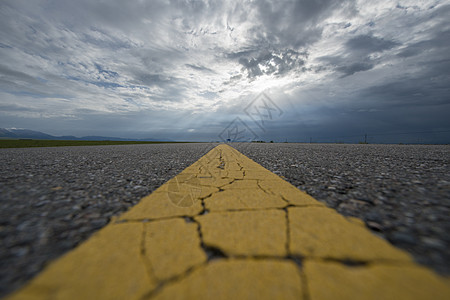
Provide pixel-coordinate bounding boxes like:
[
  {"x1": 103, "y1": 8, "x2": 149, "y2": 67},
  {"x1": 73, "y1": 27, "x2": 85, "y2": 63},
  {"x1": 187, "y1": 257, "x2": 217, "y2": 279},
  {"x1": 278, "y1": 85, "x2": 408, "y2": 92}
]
[
  {"x1": 291, "y1": 0, "x2": 342, "y2": 21},
  {"x1": 360, "y1": 81, "x2": 444, "y2": 108},
  {"x1": 336, "y1": 62, "x2": 374, "y2": 77},
  {"x1": 360, "y1": 62, "x2": 450, "y2": 108},
  {"x1": 253, "y1": 0, "x2": 352, "y2": 48},
  {"x1": 0, "y1": 0, "x2": 449, "y2": 143},
  {"x1": 346, "y1": 35, "x2": 399, "y2": 54},
  {"x1": 318, "y1": 55, "x2": 374, "y2": 77},
  {"x1": 221, "y1": 0, "x2": 353, "y2": 74},
  {"x1": 319, "y1": 34, "x2": 400, "y2": 77},
  {"x1": 225, "y1": 49, "x2": 257, "y2": 60},
  {"x1": 0, "y1": 103, "x2": 36, "y2": 112},
  {"x1": 0, "y1": 65, "x2": 71, "y2": 99},
  {"x1": 397, "y1": 47, "x2": 421, "y2": 58},
  {"x1": 43, "y1": 0, "x2": 171, "y2": 33},
  {"x1": 398, "y1": 28, "x2": 450, "y2": 58},
  {"x1": 267, "y1": 80, "x2": 450, "y2": 144},
  {"x1": 80, "y1": 29, "x2": 136, "y2": 50},
  {"x1": 238, "y1": 57, "x2": 262, "y2": 78},
  {"x1": 128, "y1": 72, "x2": 183, "y2": 93},
  {"x1": 238, "y1": 49, "x2": 307, "y2": 78},
  {"x1": 185, "y1": 64, "x2": 215, "y2": 73},
  {"x1": 0, "y1": 65, "x2": 41, "y2": 85},
  {"x1": 222, "y1": 74, "x2": 243, "y2": 86},
  {"x1": 94, "y1": 64, "x2": 119, "y2": 80}
]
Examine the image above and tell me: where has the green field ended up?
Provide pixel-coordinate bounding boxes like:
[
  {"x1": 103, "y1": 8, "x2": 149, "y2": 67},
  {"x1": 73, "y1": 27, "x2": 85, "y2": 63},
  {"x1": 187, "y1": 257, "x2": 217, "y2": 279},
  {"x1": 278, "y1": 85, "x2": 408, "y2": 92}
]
[{"x1": 0, "y1": 139, "x2": 186, "y2": 148}]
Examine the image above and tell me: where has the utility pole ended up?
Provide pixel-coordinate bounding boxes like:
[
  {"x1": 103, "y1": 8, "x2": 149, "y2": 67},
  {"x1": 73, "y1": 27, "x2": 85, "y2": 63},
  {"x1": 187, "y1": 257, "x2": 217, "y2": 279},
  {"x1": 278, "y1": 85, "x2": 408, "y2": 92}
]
[{"x1": 364, "y1": 134, "x2": 367, "y2": 144}]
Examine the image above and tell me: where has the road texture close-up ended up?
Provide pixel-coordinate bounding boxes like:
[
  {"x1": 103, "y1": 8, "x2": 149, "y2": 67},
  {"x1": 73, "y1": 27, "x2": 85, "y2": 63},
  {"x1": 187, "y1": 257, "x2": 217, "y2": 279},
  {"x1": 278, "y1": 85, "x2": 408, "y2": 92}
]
[
  {"x1": 234, "y1": 143, "x2": 450, "y2": 275},
  {"x1": 0, "y1": 143, "x2": 216, "y2": 298},
  {"x1": 0, "y1": 142, "x2": 449, "y2": 298}
]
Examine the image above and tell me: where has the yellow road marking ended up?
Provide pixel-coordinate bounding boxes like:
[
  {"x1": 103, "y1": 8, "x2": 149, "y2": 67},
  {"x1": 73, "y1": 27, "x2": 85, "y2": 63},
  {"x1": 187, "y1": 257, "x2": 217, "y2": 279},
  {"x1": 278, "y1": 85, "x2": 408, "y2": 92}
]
[{"x1": 8, "y1": 144, "x2": 450, "y2": 299}]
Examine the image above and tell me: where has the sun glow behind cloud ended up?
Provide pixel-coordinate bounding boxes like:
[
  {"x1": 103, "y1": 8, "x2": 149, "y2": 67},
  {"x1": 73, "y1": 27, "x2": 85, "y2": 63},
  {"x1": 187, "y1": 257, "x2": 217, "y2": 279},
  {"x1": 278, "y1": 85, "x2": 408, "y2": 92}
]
[{"x1": 0, "y1": 0, "x2": 449, "y2": 142}]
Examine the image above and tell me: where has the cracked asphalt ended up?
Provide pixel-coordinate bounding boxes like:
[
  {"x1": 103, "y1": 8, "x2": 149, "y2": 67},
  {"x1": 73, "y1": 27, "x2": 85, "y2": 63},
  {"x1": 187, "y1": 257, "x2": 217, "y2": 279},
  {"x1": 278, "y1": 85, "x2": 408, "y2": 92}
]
[
  {"x1": 7, "y1": 144, "x2": 449, "y2": 300},
  {"x1": 234, "y1": 143, "x2": 450, "y2": 276},
  {"x1": 1, "y1": 142, "x2": 449, "y2": 298},
  {"x1": 0, "y1": 143, "x2": 216, "y2": 298}
]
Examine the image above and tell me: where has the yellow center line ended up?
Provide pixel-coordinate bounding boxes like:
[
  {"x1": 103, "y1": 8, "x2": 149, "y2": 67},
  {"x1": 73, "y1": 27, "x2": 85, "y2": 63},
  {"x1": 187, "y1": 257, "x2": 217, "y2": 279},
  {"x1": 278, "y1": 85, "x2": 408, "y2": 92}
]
[{"x1": 7, "y1": 144, "x2": 450, "y2": 299}]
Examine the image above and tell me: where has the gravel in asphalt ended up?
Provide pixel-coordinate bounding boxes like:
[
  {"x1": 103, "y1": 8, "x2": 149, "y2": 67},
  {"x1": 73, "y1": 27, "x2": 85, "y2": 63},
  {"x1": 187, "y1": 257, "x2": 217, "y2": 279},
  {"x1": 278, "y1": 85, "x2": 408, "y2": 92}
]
[
  {"x1": 0, "y1": 143, "x2": 449, "y2": 297},
  {"x1": 0, "y1": 143, "x2": 215, "y2": 298},
  {"x1": 234, "y1": 143, "x2": 450, "y2": 276}
]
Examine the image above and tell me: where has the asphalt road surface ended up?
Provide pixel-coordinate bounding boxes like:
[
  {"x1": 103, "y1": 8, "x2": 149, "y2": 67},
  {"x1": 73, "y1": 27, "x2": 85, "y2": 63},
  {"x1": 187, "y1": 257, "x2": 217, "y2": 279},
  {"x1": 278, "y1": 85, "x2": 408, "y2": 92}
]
[
  {"x1": 235, "y1": 143, "x2": 450, "y2": 275},
  {"x1": 0, "y1": 143, "x2": 215, "y2": 297},
  {"x1": 0, "y1": 143, "x2": 449, "y2": 297}
]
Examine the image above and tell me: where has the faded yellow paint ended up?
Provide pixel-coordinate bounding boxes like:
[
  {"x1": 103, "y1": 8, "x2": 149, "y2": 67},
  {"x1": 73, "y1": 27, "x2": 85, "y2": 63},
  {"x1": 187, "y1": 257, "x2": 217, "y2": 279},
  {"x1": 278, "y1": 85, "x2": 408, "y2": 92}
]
[
  {"x1": 220, "y1": 179, "x2": 260, "y2": 190},
  {"x1": 258, "y1": 179, "x2": 324, "y2": 206},
  {"x1": 144, "y1": 218, "x2": 207, "y2": 281},
  {"x1": 305, "y1": 260, "x2": 450, "y2": 300},
  {"x1": 196, "y1": 210, "x2": 287, "y2": 256},
  {"x1": 204, "y1": 188, "x2": 287, "y2": 211},
  {"x1": 288, "y1": 206, "x2": 412, "y2": 262},
  {"x1": 8, "y1": 223, "x2": 155, "y2": 300},
  {"x1": 118, "y1": 191, "x2": 204, "y2": 220},
  {"x1": 152, "y1": 259, "x2": 303, "y2": 300}
]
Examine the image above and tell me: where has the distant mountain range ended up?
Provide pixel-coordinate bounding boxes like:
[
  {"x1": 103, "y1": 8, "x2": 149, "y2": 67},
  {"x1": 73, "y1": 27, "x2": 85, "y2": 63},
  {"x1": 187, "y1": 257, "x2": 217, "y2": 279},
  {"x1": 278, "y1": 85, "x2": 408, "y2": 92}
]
[{"x1": 0, "y1": 128, "x2": 164, "y2": 141}]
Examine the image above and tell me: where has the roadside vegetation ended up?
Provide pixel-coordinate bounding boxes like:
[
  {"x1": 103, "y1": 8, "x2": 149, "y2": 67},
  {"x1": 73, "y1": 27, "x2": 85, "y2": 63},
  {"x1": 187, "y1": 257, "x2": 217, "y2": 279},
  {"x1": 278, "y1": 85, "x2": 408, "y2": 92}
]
[{"x1": 0, "y1": 139, "x2": 187, "y2": 148}]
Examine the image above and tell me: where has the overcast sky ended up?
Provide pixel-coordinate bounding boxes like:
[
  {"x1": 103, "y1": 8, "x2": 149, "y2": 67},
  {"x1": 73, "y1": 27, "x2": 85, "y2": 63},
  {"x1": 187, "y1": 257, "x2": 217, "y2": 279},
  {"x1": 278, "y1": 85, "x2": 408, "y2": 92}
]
[{"x1": 1, "y1": 0, "x2": 449, "y2": 143}]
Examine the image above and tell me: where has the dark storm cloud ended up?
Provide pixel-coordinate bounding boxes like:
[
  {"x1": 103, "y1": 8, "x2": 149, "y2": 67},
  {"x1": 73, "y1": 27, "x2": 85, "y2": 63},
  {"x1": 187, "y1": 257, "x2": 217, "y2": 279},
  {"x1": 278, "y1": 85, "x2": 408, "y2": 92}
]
[
  {"x1": 318, "y1": 55, "x2": 375, "y2": 77},
  {"x1": 319, "y1": 34, "x2": 400, "y2": 77},
  {"x1": 223, "y1": 0, "x2": 355, "y2": 80},
  {"x1": 336, "y1": 62, "x2": 374, "y2": 77},
  {"x1": 252, "y1": 0, "x2": 354, "y2": 47},
  {"x1": 0, "y1": 0, "x2": 449, "y2": 142},
  {"x1": 346, "y1": 35, "x2": 399, "y2": 54},
  {"x1": 359, "y1": 59, "x2": 450, "y2": 109}
]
